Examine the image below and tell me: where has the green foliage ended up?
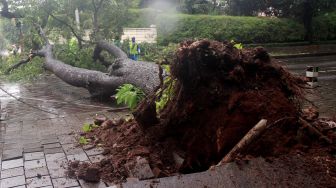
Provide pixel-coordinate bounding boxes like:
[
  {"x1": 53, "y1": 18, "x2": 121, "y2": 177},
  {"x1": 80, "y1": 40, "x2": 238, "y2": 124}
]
[
  {"x1": 82, "y1": 123, "x2": 99, "y2": 133},
  {"x1": 54, "y1": 43, "x2": 106, "y2": 71},
  {"x1": 126, "y1": 10, "x2": 307, "y2": 44},
  {"x1": 115, "y1": 84, "x2": 145, "y2": 110},
  {"x1": 312, "y1": 11, "x2": 336, "y2": 41},
  {"x1": 0, "y1": 55, "x2": 44, "y2": 82},
  {"x1": 139, "y1": 43, "x2": 178, "y2": 62},
  {"x1": 231, "y1": 40, "x2": 244, "y2": 49},
  {"x1": 155, "y1": 14, "x2": 305, "y2": 45},
  {"x1": 155, "y1": 66, "x2": 175, "y2": 113},
  {"x1": 234, "y1": 43, "x2": 244, "y2": 49},
  {"x1": 82, "y1": 123, "x2": 93, "y2": 133},
  {"x1": 79, "y1": 136, "x2": 89, "y2": 145}
]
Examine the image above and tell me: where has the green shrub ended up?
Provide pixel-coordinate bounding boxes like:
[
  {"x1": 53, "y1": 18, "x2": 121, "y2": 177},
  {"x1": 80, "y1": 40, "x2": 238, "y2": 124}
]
[
  {"x1": 139, "y1": 43, "x2": 178, "y2": 63},
  {"x1": 0, "y1": 55, "x2": 44, "y2": 82},
  {"x1": 313, "y1": 12, "x2": 336, "y2": 41},
  {"x1": 54, "y1": 43, "x2": 106, "y2": 72},
  {"x1": 126, "y1": 10, "x2": 306, "y2": 44},
  {"x1": 155, "y1": 14, "x2": 305, "y2": 45}
]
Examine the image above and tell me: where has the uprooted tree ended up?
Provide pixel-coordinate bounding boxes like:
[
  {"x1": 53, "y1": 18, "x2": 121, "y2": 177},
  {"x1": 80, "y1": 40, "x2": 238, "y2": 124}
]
[
  {"x1": 29, "y1": 28, "x2": 161, "y2": 96},
  {"x1": 1, "y1": 0, "x2": 161, "y2": 96}
]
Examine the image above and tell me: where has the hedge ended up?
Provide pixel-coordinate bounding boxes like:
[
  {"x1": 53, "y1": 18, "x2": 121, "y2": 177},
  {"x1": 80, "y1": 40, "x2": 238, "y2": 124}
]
[
  {"x1": 126, "y1": 9, "x2": 336, "y2": 45},
  {"x1": 313, "y1": 12, "x2": 336, "y2": 41}
]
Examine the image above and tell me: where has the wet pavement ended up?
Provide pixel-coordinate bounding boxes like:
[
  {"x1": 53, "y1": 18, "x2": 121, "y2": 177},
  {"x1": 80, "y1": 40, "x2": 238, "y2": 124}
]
[
  {"x1": 0, "y1": 74, "x2": 127, "y2": 188},
  {"x1": 280, "y1": 55, "x2": 336, "y2": 117}
]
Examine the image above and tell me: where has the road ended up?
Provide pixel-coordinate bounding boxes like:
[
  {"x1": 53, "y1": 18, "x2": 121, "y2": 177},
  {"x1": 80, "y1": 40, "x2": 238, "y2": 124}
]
[{"x1": 280, "y1": 55, "x2": 336, "y2": 117}]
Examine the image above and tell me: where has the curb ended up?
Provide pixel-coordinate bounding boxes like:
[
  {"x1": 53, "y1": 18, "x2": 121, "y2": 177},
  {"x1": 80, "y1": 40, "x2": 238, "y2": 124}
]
[{"x1": 272, "y1": 52, "x2": 336, "y2": 59}]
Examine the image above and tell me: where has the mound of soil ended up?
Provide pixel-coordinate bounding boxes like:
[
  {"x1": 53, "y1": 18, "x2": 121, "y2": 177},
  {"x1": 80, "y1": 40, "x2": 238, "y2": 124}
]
[
  {"x1": 69, "y1": 40, "x2": 335, "y2": 184},
  {"x1": 138, "y1": 40, "x2": 306, "y2": 172}
]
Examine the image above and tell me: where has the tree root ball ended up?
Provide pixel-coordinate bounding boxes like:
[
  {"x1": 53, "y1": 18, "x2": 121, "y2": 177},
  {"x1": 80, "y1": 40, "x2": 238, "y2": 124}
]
[{"x1": 137, "y1": 40, "x2": 306, "y2": 173}]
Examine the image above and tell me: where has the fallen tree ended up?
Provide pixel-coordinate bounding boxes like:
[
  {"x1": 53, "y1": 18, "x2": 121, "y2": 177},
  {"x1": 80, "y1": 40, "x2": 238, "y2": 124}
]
[{"x1": 9, "y1": 26, "x2": 161, "y2": 96}]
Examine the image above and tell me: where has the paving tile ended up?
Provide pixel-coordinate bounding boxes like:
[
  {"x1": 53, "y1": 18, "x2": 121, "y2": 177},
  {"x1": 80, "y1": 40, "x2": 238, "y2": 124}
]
[
  {"x1": 62, "y1": 144, "x2": 84, "y2": 155},
  {"x1": 0, "y1": 167, "x2": 24, "y2": 179},
  {"x1": 45, "y1": 153, "x2": 66, "y2": 162},
  {"x1": 41, "y1": 138, "x2": 59, "y2": 145},
  {"x1": 79, "y1": 179, "x2": 107, "y2": 188},
  {"x1": 41, "y1": 135, "x2": 58, "y2": 141},
  {"x1": 26, "y1": 176, "x2": 52, "y2": 188},
  {"x1": 52, "y1": 177, "x2": 79, "y2": 188},
  {"x1": 23, "y1": 143, "x2": 42, "y2": 150},
  {"x1": 58, "y1": 135, "x2": 76, "y2": 145},
  {"x1": 24, "y1": 147, "x2": 43, "y2": 153},
  {"x1": 43, "y1": 143, "x2": 61, "y2": 149},
  {"x1": 2, "y1": 158, "x2": 24, "y2": 170},
  {"x1": 89, "y1": 155, "x2": 105, "y2": 163},
  {"x1": 3, "y1": 143, "x2": 23, "y2": 150},
  {"x1": 67, "y1": 153, "x2": 89, "y2": 162},
  {"x1": 49, "y1": 167, "x2": 67, "y2": 178},
  {"x1": 46, "y1": 158, "x2": 67, "y2": 170},
  {"x1": 24, "y1": 159, "x2": 46, "y2": 170},
  {"x1": 24, "y1": 152, "x2": 44, "y2": 161},
  {"x1": 25, "y1": 167, "x2": 49, "y2": 179},
  {"x1": 2, "y1": 149, "x2": 23, "y2": 161},
  {"x1": 12, "y1": 185, "x2": 26, "y2": 188},
  {"x1": 85, "y1": 147, "x2": 104, "y2": 156},
  {"x1": 0, "y1": 175, "x2": 25, "y2": 188},
  {"x1": 44, "y1": 147, "x2": 64, "y2": 154}
]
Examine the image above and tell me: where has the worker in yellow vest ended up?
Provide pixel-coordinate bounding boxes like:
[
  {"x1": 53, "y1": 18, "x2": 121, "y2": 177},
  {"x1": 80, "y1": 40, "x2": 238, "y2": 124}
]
[{"x1": 129, "y1": 37, "x2": 140, "y2": 61}]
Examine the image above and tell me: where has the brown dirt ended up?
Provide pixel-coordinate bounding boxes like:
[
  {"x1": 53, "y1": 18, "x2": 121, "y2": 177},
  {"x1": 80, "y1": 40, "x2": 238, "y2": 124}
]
[
  {"x1": 149, "y1": 40, "x2": 306, "y2": 172},
  {"x1": 69, "y1": 40, "x2": 336, "y2": 184},
  {"x1": 71, "y1": 119, "x2": 177, "y2": 184}
]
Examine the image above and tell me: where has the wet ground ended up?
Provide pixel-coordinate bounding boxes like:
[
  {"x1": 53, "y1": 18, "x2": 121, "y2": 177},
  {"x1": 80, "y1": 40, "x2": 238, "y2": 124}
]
[
  {"x1": 280, "y1": 55, "x2": 336, "y2": 117},
  {"x1": 0, "y1": 74, "x2": 127, "y2": 188}
]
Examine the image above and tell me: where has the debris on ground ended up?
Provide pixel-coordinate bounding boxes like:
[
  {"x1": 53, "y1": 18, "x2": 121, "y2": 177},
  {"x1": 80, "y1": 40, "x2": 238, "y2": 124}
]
[{"x1": 68, "y1": 40, "x2": 336, "y2": 185}]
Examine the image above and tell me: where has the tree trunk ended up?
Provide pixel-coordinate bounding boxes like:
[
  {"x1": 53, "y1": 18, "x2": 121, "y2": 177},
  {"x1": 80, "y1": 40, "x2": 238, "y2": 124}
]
[{"x1": 303, "y1": 0, "x2": 314, "y2": 43}]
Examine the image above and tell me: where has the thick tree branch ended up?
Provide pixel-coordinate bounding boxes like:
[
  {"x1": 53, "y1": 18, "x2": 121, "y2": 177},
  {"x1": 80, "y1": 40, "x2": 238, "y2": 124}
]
[
  {"x1": 28, "y1": 25, "x2": 160, "y2": 96},
  {"x1": 93, "y1": 40, "x2": 128, "y2": 60}
]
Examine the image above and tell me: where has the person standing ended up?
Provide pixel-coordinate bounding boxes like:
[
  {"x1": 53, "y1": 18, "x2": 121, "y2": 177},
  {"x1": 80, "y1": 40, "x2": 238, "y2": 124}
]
[{"x1": 129, "y1": 37, "x2": 140, "y2": 61}]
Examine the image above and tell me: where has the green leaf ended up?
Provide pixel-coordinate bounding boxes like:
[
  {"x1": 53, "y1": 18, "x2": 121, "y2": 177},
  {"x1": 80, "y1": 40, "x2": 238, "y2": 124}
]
[
  {"x1": 79, "y1": 136, "x2": 89, "y2": 145},
  {"x1": 82, "y1": 123, "x2": 92, "y2": 133},
  {"x1": 115, "y1": 84, "x2": 145, "y2": 110}
]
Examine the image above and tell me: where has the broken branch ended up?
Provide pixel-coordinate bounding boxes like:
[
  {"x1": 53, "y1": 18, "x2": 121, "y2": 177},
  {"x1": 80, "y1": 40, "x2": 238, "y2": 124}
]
[{"x1": 217, "y1": 119, "x2": 268, "y2": 165}]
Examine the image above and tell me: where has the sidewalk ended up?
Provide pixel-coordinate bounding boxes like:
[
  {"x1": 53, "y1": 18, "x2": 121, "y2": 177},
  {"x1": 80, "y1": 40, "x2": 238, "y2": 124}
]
[
  {"x1": 0, "y1": 75, "x2": 126, "y2": 188},
  {"x1": 262, "y1": 43, "x2": 336, "y2": 59}
]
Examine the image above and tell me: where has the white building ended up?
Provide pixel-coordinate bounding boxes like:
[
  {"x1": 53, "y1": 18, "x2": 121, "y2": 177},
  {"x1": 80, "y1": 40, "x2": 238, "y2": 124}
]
[{"x1": 121, "y1": 25, "x2": 157, "y2": 43}]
